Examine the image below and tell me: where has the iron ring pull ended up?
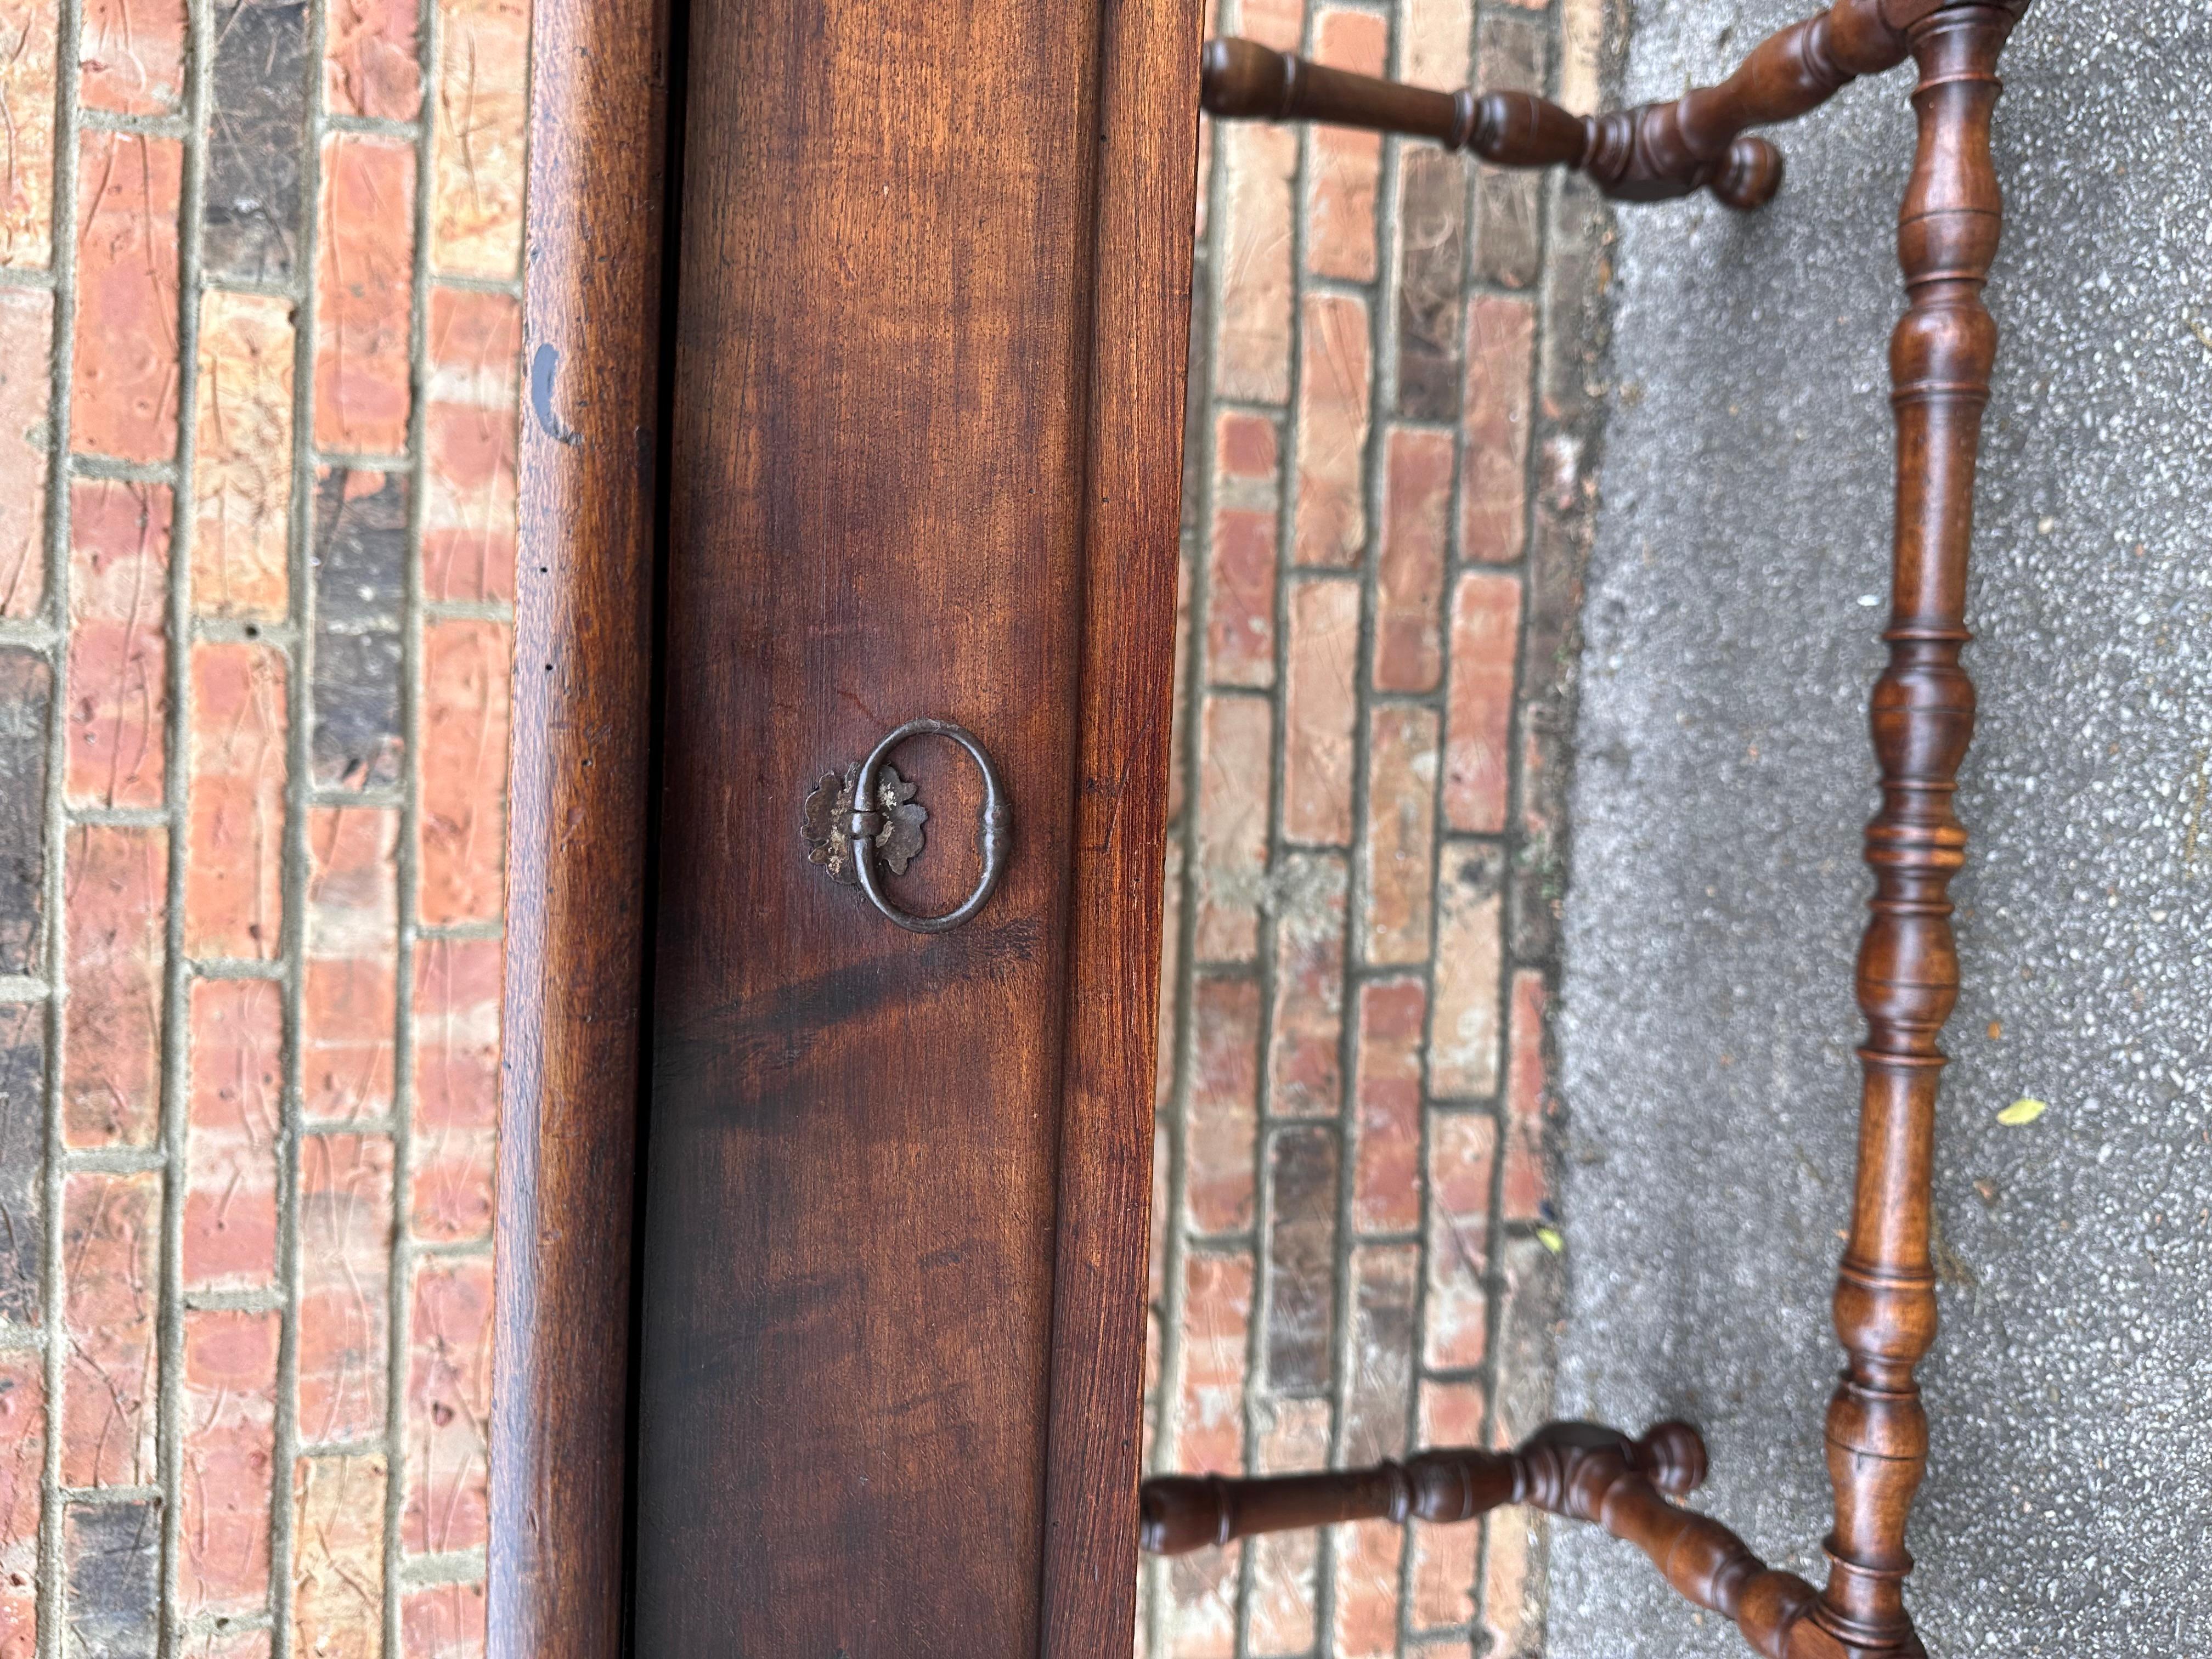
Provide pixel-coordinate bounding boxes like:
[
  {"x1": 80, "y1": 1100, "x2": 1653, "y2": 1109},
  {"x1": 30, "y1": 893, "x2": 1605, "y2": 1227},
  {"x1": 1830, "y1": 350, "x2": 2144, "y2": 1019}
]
[{"x1": 846, "y1": 719, "x2": 1009, "y2": 934}]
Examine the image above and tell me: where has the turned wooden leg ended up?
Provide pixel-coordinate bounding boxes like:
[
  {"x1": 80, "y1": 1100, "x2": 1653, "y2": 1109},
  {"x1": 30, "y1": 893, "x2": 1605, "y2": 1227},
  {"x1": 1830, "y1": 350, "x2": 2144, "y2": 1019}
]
[{"x1": 1814, "y1": 5, "x2": 2024, "y2": 1656}]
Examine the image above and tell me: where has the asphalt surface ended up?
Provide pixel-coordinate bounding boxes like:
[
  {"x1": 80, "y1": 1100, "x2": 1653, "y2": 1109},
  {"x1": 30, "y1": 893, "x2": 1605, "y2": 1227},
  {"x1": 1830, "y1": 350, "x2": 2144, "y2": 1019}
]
[{"x1": 1549, "y1": 4, "x2": 2212, "y2": 1654}]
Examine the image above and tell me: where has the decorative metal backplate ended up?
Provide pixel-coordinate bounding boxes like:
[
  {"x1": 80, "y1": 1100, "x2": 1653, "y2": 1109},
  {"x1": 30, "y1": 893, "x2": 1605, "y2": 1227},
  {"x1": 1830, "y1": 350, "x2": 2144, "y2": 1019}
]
[
  {"x1": 800, "y1": 719, "x2": 1010, "y2": 933},
  {"x1": 802, "y1": 763, "x2": 927, "y2": 885}
]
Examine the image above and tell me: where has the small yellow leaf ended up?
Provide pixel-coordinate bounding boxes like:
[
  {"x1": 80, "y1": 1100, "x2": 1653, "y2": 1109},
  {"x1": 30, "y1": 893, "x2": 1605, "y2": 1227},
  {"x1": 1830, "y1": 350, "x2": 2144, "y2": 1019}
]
[
  {"x1": 1536, "y1": 1226, "x2": 1565, "y2": 1255},
  {"x1": 1997, "y1": 1098, "x2": 2048, "y2": 1127}
]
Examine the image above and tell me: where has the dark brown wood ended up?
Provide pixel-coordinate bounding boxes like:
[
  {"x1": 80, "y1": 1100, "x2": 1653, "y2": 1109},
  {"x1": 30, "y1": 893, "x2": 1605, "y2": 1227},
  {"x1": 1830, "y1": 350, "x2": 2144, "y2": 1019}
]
[
  {"x1": 631, "y1": 0, "x2": 1197, "y2": 1652},
  {"x1": 488, "y1": 0, "x2": 669, "y2": 1649}
]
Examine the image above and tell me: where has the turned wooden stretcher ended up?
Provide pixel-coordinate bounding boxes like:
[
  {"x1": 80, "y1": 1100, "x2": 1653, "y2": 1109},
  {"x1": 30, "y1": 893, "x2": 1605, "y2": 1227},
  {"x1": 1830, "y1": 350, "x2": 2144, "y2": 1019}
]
[{"x1": 1144, "y1": 3, "x2": 2032, "y2": 1655}]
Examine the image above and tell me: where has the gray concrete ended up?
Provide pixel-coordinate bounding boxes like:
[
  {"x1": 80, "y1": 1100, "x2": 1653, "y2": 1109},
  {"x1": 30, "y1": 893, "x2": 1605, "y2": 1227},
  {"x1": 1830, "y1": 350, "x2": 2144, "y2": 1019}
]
[{"x1": 1550, "y1": 3, "x2": 2212, "y2": 1654}]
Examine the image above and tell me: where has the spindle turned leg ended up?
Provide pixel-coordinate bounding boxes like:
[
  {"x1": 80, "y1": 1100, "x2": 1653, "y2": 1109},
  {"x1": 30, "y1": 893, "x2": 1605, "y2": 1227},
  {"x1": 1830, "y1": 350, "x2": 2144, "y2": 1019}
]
[{"x1": 1161, "y1": 1, "x2": 2028, "y2": 1654}]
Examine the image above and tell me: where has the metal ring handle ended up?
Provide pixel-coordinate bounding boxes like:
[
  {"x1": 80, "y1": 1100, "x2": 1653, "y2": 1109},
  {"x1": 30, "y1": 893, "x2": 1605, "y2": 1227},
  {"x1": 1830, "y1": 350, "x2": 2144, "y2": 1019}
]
[{"x1": 851, "y1": 719, "x2": 1009, "y2": 934}]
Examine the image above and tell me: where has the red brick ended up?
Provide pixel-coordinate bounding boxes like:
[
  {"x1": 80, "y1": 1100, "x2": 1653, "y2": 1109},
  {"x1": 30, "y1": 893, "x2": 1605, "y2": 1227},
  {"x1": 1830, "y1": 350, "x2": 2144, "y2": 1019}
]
[
  {"x1": 1307, "y1": 12, "x2": 1385, "y2": 282},
  {"x1": 1332, "y1": 1519, "x2": 1403, "y2": 1659},
  {"x1": 1168, "y1": 543, "x2": 1192, "y2": 823},
  {"x1": 193, "y1": 289, "x2": 296, "y2": 620},
  {"x1": 314, "y1": 134, "x2": 415, "y2": 454},
  {"x1": 0, "y1": 1351, "x2": 43, "y2": 1653},
  {"x1": 1461, "y1": 295, "x2": 1536, "y2": 563},
  {"x1": 1361, "y1": 705, "x2": 1438, "y2": 965},
  {"x1": 187, "y1": 1631, "x2": 273, "y2": 1659},
  {"x1": 1267, "y1": 852, "x2": 1345, "y2": 1119},
  {"x1": 72, "y1": 131, "x2": 183, "y2": 464},
  {"x1": 0, "y1": 1, "x2": 57, "y2": 269},
  {"x1": 1214, "y1": 121, "x2": 1296, "y2": 405},
  {"x1": 411, "y1": 936, "x2": 499, "y2": 1243},
  {"x1": 62, "y1": 824, "x2": 166, "y2": 1147},
  {"x1": 1282, "y1": 579, "x2": 1358, "y2": 844},
  {"x1": 1155, "y1": 841, "x2": 1183, "y2": 1115},
  {"x1": 1376, "y1": 427, "x2": 1452, "y2": 692},
  {"x1": 297, "y1": 1133, "x2": 394, "y2": 1445},
  {"x1": 1402, "y1": 0, "x2": 1473, "y2": 86},
  {"x1": 1246, "y1": 1398, "x2": 1328, "y2": 1655},
  {"x1": 402, "y1": 1582, "x2": 487, "y2": 1659},
  {"x1": 431, "y1": 0, "x2": 529, "y2": 278},
  {"x1": 1502, "y1": 971, "x2": 1549, "y2": 1221},
  {"x1": 1444, "y1": 570, "x2": 1522, "y2": 833},
  {"x1": 1353, "y1": 977, "x2": 1425, "y2": 1234},
  {"x1": 1429, "y1": 842, "x2": 1502, "y2": 1097},
  {"x1": 1237, "y1": 0, "x2": 1301, "y2": 49},
  {"x1": 0, "y1": 288, "x2": 51, "y2": 616},
  {"x1": 424, "y1": 287, "x2": 521, "y2": 602},
  {"x1": 1166, "y1": 1543, "x2": 1238, "y2": 1659},
  {"x1": 184, "y1": 978, "x2": 282, "y2": 1290},
  {"x1": 187, "y1": 642, "x2": 287, "y2": 960},
  {"x1": 292, "y1": 1452, "x2": 386, "y2": 1659},
  {"x1": 1172, "y1": 1250, "x2": 1250, "y2": 1475},
  {"x1": 325, "y1": 0, "x2": 422, "y2": 119},
  {"x1": 1185, "y1": 974, "x2": 1259, "y2": 1234},
  {"x1": 1424, "y1": 1112, "x2": 1493, "y2": 1370},
  {"x1": 80, "y1": 0, "x2": 186, "y2": 113},
  {"x1": 65, "y1": 478, "x2": 170, "y2": 809},
  {"x1": 1410, "y1": 1380, "x2": 1486, "y2": 1630},
  {"x1": 1482, "y1": 1509, "x2": 1543, "y2": 1659},
  {"x1": 404, "y1": 1256, "x2": 492, "y2": 1555},
  {"x1": 419, "y1": 620, "x2": 510, "y2": 926},
  {"x1": 62, "y1": 1170, "x2": 160, "y2": 1485},
  {"x1": 1193, "y1": 694, "x2": 1269, "y2": 962},
  {"x1": 179, "y1": 1309, "x2": 279, "y2": 1616},
  {"x1": 1205, "y1": 510, "x2": 1276, "y2": 690},
  {"x1": 1293, "y1": 294, "x2": 1370, "y2": 567},
  {"x1": 304, "y1": 807, "x2": 398, "y2": 1125}
]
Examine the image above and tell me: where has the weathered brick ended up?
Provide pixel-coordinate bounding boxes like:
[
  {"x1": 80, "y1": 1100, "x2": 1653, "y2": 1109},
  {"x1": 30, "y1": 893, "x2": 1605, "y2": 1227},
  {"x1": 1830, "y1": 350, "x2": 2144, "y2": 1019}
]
[
  {"x1": 424, "y1": 286, "x2": 521, "y2": 602},
  {"x1": 1166, "y1": 1542, "x2": 1237, "y2": 1659},
  {"x1": 80, "y1": 0, "x2": 186, "y2": 114},
  {"x1": 1172, "y1": 1250, "x2": 1250, "y2": 1477},
  {"x1": 179, "y1": 1308, "x2": 279, "y2": 1617},
  {"x1": 62, "y1": 1171, "x2": 160, "y2": 1485},
  {"x1": 1237, "y1": 0, "x2": 1301, "y2": 49},
  {"x1": 402, "y1": 1582, "x2": 487, "y2": 1659},
  {"x1": 0, "y1": 1350, "x2": 42, "y2": 1652},
  {"x1": 0, "y1": 1007, "x2": 40, "y2": 1321},
  {"x1": 1424, "y1": 1111, "x2": 1493, "y2": 1370},
  {"x1": 1185, "y1": 974, "x2": 1259, "y2": 1234},
  {"x1": 1193, "y1": 694, "x2": 1269, "y2": 962},
  {"x1": 72, "y1": 131, "x2": 183, "y2": 464},
  {"x1": 1342, "y1": 1242, "x2": 1415, "y2": 1465},
  {"x1": 1166, "y1": 549, "x2": 1192, "y2": 826},
  {"x1": 1334, "y1": 1519, "x2": 1404, "y2": 1659},
  {"x1": 1307, "y1": 12, "x2": 1385, "y2": 282},
  {"x1": 0, "y1": 0, "x2": 57, "y2": 269},
  {"x1": 418, "y1": 619, "x2": 511, "y2": 926},
  {"x1": 66, "y1": 478, "x2": 170, "y2": 810},
  {"x1": 204, "y1": 0, "x2": 311, "y2": 284},
  {"x1": 62, "y1": 825, "x2": 166, "y2": 1147},
  {"x1": 0, "y1": 289, "x2": 51, "y2": 616},
  {"x1": 1558, "y1": 0, "x2": 1604, "y2": 113},
  {"x1": 1293, "y1": 294, "x2": 1369, "y2": 567},
  {"x1": 311, "y1": 467, "x2": 407, "y2": 790},
  {"x1": 63, "y1": 1500, "x2": 158, "y2": 1657},
  {"x1": 184, "y1": 978, "x2": 283, "y2": 1290},
  {"x1": 1360, "y1": 705, "x2": 1438, "y2": 966},
  {"x1": 1461, "y1": 294, "x2": 1535, "y2": 563},
  {"x1": 1205, "y1": 417, "x2": 1278, "y2": 689},
  {"x1": 1491, "y1": 1232, "x2": 1562, "y2": 1450},
  {"x1": 1214, "y1": 122, "x2": 1296, "y2": 405},
  {"x1": 404, "y1": 1256, "x2": 492, "y2": 1555},
  {"x1": 1155, "y1": 842, "x2": 1183, "y2": 1114},
  {"x1": 314, "y1": 134, "x2": 415, "y2": 454},
  {"x1": 188, "y1": 1629, "x2": 274, "y2": 1659},
  {"x1": 292, "y1": 1453, "x2": 386, "y2": 1659},
  {"x1": 1410, "y1": 1379, "x2": 1486, "y2": 1630},
  {"x1": 1395, "y1": 149, "x2": 1467, "y2": 426},
  {"x1": 1401, "y1": 0, "x2": 1472, "y2": 86},
  {"x1": 326, "y1": 0, "x2": 421, "y2": 119},
  {"x1": 1429, "y1": 840, "x2": 1502, "y2": 1097},
  {"x1": 187, "y1": 642, "x2": 288, "y2": 960},
  {"x1": 431, "y1": 0, "x2": 529, "y2": 278},
  {"x1": 194, "y1": 290, "x2": 296, "y2": 620},
  {"x1": 1246, "y1": 1397, "x2": 1328, "y2": 1656},
  {"x1": 1472, "y1": 14, "x2": 1547, "y2": 290},
  {"x1": 1502, "y1": 970, "x2": 1549, "y2": 1221},
  {"x1": 1444, "y1": 570, "x2": 1521, "y2": 833},
  {"x1": 1282, "y1": 578, "x2": 1358, "y2": 844},
  {"x1": 297, "y1": 1133, "x2": 394, "y2": 1444},
  {"x1": 1267, "y1": 851, "x2": 1345, "y2": 1119},
  {"x1": 1352, "y1": 977, "x2": 1424, "y2": 1235},
  {"x1": 1263, "y1": 1125, "x2": 1337, "y2": 1396},
  {"x1": 1482, "y1": 1506, "x2": 1544, "y2": 1658},
  {"x1": 0, "y1": 651, "x2": 49, "y2": 973},
  {"x1": 411, "y1": 936, "x2": 499, "y2": 1243},
  {"x1": 1376, "y1": 427, "x2": 1452, "y2": 691},
  {"x1": 303, "y1": 807, "x2": 397, "y2": 1124}
]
